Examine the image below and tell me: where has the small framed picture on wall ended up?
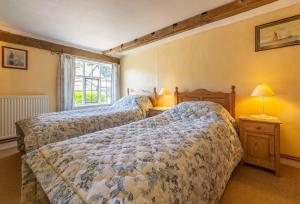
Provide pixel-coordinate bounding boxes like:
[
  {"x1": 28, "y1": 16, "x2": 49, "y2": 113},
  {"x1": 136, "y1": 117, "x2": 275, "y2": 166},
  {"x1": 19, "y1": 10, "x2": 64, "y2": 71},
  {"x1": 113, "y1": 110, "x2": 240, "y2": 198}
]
[
  {"x1": 256, "y1": 14, "x2": 300, "y2": 52},
  {"x1": 2, "y1": 46, "x2": 28, "y2": 70}
]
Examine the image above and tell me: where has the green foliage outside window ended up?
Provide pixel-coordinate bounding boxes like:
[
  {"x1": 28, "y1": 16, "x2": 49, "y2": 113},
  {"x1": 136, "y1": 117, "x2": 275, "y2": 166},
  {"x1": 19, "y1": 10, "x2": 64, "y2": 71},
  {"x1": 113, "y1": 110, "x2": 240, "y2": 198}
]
[{"x1": 73, "y1": 91, "x2": 106, "y2": 105}]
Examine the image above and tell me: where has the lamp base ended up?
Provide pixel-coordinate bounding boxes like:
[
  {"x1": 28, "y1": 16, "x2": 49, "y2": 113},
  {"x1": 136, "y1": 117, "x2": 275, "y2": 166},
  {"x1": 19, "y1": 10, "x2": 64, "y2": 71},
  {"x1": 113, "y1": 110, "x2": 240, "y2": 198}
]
[{"x1": 251, "y1": 114, "x2": 278, "y2": 120}]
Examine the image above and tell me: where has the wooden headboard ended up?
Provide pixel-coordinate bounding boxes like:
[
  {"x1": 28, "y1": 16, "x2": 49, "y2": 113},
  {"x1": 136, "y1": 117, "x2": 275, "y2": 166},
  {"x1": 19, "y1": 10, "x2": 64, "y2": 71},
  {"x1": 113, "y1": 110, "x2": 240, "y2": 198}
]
[
  {"x1": 175, "y1": 86, "x2": 236, "y2": 118},
  {"x1": 127, "y1": 88, "x2": 158, "y2": 106}
]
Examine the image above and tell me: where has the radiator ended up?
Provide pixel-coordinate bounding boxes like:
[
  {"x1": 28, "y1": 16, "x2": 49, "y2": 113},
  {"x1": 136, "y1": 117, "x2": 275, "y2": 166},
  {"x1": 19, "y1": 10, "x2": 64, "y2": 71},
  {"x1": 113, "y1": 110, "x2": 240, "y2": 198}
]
[{"x1": 0, "y1": 95, "x2": 49, "y2": 140}]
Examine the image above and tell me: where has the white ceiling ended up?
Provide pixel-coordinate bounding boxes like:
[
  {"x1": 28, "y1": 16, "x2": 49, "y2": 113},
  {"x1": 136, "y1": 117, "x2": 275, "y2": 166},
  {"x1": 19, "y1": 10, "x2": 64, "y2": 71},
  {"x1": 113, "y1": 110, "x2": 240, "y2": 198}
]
[
  {"x1": 0, "y1": 0, "x2": 234, "y2": 52},
  {"x1": 0, "y1": 0, "x2": 298, "y2": 54}
]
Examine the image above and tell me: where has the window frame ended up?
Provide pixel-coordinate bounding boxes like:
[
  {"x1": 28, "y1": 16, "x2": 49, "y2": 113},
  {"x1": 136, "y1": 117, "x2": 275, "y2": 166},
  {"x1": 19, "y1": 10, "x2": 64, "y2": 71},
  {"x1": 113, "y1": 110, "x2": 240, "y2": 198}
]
[{"x1": 73, "y1": 58, "x2": 113, "y2": 108}]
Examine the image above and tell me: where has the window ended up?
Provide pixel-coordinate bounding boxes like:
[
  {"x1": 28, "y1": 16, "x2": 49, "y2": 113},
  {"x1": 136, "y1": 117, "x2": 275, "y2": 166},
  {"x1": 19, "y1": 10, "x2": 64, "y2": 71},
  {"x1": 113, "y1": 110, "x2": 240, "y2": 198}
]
[{"x1": 73, "y1": 58, "x2": 113, "y2": 107}]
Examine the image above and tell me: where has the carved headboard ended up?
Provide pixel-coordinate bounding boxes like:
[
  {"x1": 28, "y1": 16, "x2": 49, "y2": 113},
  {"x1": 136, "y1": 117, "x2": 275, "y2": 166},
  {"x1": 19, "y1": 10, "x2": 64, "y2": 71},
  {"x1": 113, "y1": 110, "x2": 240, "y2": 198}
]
[
  {"x1": 127, "y1": 88, "x2": 158, "y2": 106},
  {"x1": 175, "y1": 86, "x2": 236, "y2": 118}
]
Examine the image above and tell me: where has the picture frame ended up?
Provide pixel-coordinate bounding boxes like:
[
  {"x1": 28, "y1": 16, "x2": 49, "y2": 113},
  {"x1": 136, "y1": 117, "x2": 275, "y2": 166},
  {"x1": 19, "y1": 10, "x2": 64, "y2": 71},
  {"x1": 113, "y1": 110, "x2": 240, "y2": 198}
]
[
  {"x1": 2, "y1": 46, "x2": 28, "y2": 70},
  {"x1": 255, "y1": 14, "x2": 300, "y2": 52}
]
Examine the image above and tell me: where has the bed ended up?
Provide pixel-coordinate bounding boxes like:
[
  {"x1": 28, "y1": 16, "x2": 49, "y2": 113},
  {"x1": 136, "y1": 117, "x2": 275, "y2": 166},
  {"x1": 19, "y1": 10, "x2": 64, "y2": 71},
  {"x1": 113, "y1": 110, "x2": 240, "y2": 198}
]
[
  {"x1": 16, "y1": 89, "x2": 156, "y2": 153},
  {"x1": 21, "y1": 86, "x2": 243, "y2": 204}
]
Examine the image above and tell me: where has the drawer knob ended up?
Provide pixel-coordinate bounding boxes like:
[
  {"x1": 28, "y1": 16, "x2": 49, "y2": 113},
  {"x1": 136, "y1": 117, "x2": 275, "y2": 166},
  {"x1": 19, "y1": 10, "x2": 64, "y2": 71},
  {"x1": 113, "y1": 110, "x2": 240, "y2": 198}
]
[{"x1": 256, "y1": 126, "x2": 261, "y2": 130}]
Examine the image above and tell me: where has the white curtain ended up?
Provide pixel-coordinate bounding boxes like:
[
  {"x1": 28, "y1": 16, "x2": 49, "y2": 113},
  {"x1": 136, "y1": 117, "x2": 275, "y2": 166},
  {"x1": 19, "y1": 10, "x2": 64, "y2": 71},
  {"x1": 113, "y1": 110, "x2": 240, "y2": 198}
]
[
  {"x1": 112, "y1": 63, "x2": 121, "y2": 103},
  {"x1": 57, "y1": 54, "x2": 75, "y2": 111}
]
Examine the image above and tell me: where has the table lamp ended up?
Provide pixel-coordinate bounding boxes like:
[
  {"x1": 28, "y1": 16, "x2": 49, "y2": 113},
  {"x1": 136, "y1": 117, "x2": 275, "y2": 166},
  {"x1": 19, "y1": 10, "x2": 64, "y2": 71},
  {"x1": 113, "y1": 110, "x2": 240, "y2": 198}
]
[
  {"x1": 159, "y1": 88, "x2": 170, "y2": 95},
  {"x1": 157, "y1": 88, "x2": 171, "y2": 109},
  {"x1": 251, "y1": 84, "x2": 276, "y2": 119}
]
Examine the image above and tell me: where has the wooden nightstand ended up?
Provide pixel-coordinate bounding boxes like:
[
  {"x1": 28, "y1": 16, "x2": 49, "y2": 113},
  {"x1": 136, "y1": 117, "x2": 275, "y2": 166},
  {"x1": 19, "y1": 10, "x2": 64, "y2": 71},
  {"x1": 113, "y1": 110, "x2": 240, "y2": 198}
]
[
  {"x1": 239, "y1": 116, "x2": 282, "y2": 176},
  {"x1": 147, "y1": 107, "x2": 171, "y2": 117}
]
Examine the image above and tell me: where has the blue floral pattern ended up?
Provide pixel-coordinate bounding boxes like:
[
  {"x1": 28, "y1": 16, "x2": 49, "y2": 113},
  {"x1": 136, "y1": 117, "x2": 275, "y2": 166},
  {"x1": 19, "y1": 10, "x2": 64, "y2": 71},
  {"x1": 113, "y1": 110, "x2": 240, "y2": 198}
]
[
  {"x1": 16, "y1": 95, "x2": 152, "y2": 153},
  {"x1": 22, "y1": 102, "x2": 243, "y2": 204}
]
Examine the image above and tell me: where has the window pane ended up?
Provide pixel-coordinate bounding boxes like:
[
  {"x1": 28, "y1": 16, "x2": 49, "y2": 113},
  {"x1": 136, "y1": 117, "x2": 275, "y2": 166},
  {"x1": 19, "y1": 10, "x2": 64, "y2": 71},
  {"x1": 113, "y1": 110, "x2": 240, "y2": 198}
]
[
  {"x1": 105, "y1": 66, "x2": 112, "y2": 80},
  {"x1": 74, "y1": 77, "x2": 83, "y2": 91},
  {"x1": 92, "y1": 64, "x2": 100, "y2": 77},
  {"x1": 106, "y1": 80, "x2": 111, "y2": 88},
  {"x1": 75, "y1": 60, "x2": 84, "y2": 76},
  {"x1": 107, "y1": 89, "x2": 111, "y2": 104},
  {"x1": 85, "y1": 62, "x2": 93, "y2": 77},
  {"x1": 100, "y1": 88, "x2": 107, "y2": 103},
  {"x1": 99, "y1": 64, "x2": 112, "y2": 105},
  {"x1": 101, "y1": 79, "x2": 107, "y2": 87},
  {"x1": 74, "y1": 77, "x2": 83, "y2": 105},
  {"x1": 101, "y1": 65, "x2": 112, "y2": 79},
  {"x1": 85, "y1": 79, "x2": 99, "y2": 104},
  {"x1": 73, "y1": 91, "x2": 83, "y2": 105}
]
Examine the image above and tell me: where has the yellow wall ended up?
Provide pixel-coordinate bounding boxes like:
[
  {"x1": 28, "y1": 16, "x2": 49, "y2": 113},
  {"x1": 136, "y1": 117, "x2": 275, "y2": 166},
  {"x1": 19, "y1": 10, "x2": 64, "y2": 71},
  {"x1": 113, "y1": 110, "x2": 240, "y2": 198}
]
[
  {"x1": 0, "y1": 42, "x2": 58, "y2": 111},
  {"x1": 121, "y1": 4, "x2": 300, "y2": 158}
]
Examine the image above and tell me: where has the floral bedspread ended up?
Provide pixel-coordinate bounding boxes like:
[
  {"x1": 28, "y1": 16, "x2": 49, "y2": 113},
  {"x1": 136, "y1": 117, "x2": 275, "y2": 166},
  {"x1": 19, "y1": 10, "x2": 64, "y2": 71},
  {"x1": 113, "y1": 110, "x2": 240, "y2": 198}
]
[
  {"x1": 22, "y1": 102, "x2": 243, "y2": 204},
  {"x1": 16, "y1": 95, "x2": 152, "y2": 153}
]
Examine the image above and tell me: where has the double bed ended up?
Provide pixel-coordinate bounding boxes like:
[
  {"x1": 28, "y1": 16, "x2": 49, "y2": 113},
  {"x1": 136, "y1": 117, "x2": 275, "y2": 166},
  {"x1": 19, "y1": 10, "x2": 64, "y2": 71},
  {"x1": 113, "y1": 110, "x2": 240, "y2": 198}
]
[
  {"x1": 16, "y1": 90, "x2": 156, "y2": 153},
  {"x1": 21, "y1": 86, "x2": 243, "y2": 204}
]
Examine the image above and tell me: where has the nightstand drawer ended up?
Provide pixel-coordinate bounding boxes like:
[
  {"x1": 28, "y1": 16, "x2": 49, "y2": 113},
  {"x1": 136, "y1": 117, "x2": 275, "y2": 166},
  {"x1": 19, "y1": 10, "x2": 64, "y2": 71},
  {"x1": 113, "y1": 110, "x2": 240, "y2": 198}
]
[{"x1": 243, "y1": 121, "x2": 275, "y2": 135}]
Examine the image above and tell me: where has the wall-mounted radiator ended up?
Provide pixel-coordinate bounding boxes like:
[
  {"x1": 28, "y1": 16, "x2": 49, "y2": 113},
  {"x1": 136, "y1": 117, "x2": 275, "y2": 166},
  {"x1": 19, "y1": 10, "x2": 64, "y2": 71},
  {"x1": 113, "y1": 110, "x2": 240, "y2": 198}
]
[{"x1": 0, "y1": 95, "x2": 49, "y2": 141}]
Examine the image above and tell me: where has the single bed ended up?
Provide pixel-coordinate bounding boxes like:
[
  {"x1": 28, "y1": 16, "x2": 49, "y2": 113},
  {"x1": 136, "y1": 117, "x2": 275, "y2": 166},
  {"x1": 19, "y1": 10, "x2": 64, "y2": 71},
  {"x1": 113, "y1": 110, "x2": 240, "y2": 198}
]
[
  {"x1": 21, "y1": 86, "x2": 243, "y2": 204},
  {"x1": 16, "y1": 89, "x2": 156, "y2": 153}
]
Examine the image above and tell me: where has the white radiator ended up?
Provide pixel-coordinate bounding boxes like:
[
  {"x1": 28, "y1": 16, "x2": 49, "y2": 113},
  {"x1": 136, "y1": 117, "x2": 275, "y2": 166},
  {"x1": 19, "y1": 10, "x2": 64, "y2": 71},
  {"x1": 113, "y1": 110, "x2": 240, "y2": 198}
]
[{"x1": 0, "y1": 95, "x2": 49, "y2": 140}]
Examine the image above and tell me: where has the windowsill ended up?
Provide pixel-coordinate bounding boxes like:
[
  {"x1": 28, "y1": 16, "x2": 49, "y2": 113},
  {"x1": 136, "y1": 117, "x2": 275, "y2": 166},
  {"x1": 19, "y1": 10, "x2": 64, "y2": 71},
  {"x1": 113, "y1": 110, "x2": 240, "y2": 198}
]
[{"x1": 73, "y1": 103, "x2": 111, "y2": 110}]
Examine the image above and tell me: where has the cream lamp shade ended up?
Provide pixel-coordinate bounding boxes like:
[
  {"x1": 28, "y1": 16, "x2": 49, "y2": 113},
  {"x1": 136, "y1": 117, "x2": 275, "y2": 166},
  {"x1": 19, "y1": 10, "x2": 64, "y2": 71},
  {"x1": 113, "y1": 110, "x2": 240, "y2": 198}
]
[
  {"x1": 251, "y1": 84, "x2": 275, "y2": 97},
  {"x1": 250, "y1": 84, "x2": 277, "y2": 119},
  {"x1": 159, "y1": 88, "x2": 170, "y2": 95}
]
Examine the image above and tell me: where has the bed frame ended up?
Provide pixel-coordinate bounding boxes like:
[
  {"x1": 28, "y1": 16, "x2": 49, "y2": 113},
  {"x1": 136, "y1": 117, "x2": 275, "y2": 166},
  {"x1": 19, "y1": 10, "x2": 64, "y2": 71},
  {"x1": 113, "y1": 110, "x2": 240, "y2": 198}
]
[
  {"x1": 175, "y1": 86, "x2": 236, "y2": 118},
  {"x1": 127, "y1": 88, "x2": 158, "y2": 106}
]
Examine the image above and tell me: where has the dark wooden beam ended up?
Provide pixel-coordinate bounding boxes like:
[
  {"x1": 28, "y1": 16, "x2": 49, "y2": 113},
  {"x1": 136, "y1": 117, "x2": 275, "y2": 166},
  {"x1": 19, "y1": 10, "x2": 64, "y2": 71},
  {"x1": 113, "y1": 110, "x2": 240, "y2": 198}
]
[
  {"x1": 103, "y1": 0, "x2": 278, "y2": 55},
  {"x1": 0, "y1": 30, "x2": 120, "y2": 64}
]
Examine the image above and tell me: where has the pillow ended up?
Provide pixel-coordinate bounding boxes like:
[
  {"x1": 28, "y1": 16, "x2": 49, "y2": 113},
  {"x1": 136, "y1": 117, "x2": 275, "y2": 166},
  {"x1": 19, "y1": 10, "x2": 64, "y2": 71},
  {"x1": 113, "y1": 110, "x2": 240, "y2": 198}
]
[
  {"x1": 135, "y1": 95, "x2": 153, "y2": 112},
  {"x1": 112, "y1": 95, "x2": 137, "y2": 108},
  {"x1": 167, "y1": 101, "x2": 236, "y2": 126},
  {"x1": 112, "y1": 95, "x2": 153, "y2": 112}
]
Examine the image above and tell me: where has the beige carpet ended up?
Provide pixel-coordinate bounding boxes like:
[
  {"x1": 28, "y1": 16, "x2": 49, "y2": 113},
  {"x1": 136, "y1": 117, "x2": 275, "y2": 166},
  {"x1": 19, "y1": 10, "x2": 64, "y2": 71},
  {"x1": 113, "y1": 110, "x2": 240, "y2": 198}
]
[
  {"x1": 0, "y1": 148, "x2": 300, "y2": 204},
  {"x1": 220, "y1": 163, "x2": 300, "y2": 204},
  {"x1": 0, "y1": 148, "x2": 21, "y2": 204}
]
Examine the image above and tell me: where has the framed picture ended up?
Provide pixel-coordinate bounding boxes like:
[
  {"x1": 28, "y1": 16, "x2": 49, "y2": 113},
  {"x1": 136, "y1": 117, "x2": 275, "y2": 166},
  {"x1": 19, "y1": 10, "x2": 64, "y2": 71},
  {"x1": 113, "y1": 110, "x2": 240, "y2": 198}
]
[
  {"x1": 255, "y1": 14, "x2": 300, "y2": 52},
  {"x1": 2, "y1": 46, "x2": 28, "y2": 69}
]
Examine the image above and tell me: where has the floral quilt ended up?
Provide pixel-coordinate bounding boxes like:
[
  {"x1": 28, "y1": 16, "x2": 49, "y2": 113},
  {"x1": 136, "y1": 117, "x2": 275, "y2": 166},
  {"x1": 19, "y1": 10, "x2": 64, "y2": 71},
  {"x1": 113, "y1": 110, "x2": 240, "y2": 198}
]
[
  {"x1": 22, "y1": 101, "x2": 243, "y2": 204},
  {"x1": 16, "y1": 95, "x2": 152, "y2": 153}
]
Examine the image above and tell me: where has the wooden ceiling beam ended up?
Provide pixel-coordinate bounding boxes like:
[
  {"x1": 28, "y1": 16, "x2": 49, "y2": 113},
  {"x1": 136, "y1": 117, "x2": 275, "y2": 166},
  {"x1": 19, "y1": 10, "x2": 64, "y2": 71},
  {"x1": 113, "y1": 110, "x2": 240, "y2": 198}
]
[
  {"x1": 0, "y1": 30, "x2": 120, "y2": 64},
  {"x1": 103, "y1": 0, "x2": 278, "y2": 55}
]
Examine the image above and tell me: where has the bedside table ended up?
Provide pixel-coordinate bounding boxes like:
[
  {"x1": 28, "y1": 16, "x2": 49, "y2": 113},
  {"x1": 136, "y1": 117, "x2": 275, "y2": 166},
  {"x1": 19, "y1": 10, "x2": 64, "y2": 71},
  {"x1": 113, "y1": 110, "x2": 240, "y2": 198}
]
[
  {"x1": 148, "y1": 107, "x2": 171, "y2": 117},
  {"x1": 239, "y1": 116, "x2": 282, "y2": 176}
]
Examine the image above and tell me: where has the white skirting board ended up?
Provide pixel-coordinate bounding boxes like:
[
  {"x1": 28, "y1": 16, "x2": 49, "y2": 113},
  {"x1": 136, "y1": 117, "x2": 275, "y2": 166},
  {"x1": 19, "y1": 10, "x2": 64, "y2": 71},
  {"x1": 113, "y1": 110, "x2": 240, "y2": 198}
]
[{"x1": 280, "y1": 158, "x2": 300, "y2": 169}]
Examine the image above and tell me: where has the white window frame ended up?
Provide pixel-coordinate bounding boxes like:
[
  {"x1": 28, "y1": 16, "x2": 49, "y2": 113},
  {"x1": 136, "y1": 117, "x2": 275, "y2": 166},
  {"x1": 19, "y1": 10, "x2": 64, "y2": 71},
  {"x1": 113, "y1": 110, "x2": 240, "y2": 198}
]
[{"x1": 73, "y1": 58, "x2": 113, "y2": 108}]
